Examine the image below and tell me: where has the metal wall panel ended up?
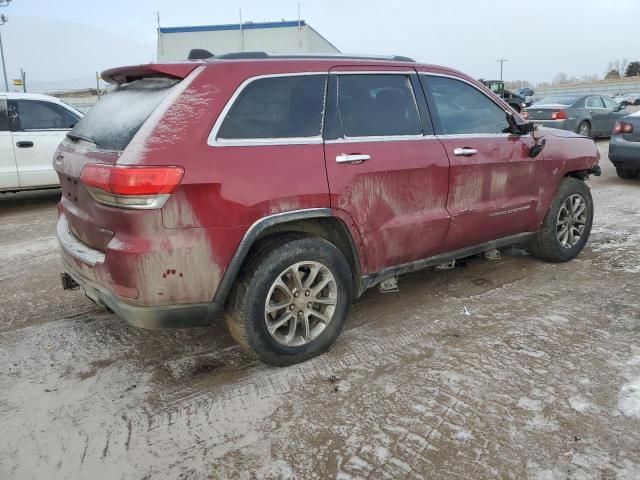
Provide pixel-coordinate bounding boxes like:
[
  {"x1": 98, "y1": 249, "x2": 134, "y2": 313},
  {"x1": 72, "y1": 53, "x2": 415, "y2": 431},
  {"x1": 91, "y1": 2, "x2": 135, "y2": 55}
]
[{"x1": 158, "y1": 25, "x2": 339, "y2": 62}]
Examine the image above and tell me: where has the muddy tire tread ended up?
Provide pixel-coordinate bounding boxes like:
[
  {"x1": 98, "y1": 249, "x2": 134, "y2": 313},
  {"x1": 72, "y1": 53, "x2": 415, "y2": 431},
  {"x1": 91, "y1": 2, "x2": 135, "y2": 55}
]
[
  {"x1": 225, "y1": 234, "x2": 352, "y2": 366},
  {"x1": 529, "y1": 177, "x2": 593, "y2": 262}
]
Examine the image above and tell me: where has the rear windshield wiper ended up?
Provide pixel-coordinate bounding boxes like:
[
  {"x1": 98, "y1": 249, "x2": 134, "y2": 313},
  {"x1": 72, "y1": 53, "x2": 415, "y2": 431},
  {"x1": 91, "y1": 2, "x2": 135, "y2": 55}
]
[{"x1": 66, "y1": 132, "x2": 96, "y2": 145}]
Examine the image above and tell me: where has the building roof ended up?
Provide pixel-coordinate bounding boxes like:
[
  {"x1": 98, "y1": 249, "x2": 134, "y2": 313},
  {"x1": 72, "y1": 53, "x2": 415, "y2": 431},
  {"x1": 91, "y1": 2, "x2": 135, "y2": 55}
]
[{"x1": 159, "y1": 20, "x2": 307, "y2": 34}]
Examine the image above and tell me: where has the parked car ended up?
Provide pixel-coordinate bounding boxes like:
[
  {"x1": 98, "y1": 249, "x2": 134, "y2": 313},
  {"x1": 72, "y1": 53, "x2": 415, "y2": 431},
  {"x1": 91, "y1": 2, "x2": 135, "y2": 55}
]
[
  {"x1": 55, "y1": 53, "x2": 600, "y2": 366},
  {"x1": 516, "y1": 87, "x2": 535, "y2": 106},
  {"x1": 0, "y1": 92, "x2": 83, "y2": 193},
  {"x1": 617, "y1": 93, "x2": 640, "y2": 107},
  {"x1": 523, "y1": 94, "x2": 628, "y2": 137},
  {"x1": 609, "y1": 111, "x2": 640, "y2": 178},
  {"x1": 479, "y1": 79, "x2": 527, "y2": 111}
]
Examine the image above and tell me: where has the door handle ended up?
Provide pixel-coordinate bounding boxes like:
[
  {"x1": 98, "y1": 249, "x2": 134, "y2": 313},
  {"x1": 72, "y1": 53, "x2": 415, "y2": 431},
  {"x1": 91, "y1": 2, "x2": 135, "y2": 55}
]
[
  {"x1": 336, "y1": 153, "x2": 370, "y2": 164},
  {"x1": 453, "y1": 147, "x2": 478, "y2": 157},
  {"x1": 16, "y1": 141, "x2": 34, "y2": 148}
]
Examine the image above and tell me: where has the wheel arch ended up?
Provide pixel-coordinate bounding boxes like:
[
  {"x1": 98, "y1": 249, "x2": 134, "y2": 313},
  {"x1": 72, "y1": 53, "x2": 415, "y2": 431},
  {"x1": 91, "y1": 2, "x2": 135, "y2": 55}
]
[{"x1": 213, "y1": 209, "x2": 362, "y2": 304}]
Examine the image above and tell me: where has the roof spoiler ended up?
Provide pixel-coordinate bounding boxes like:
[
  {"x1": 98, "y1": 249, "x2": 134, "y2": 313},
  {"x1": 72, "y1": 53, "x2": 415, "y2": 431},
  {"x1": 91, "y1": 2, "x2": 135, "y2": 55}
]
[
  {"x1": 100, "y1": 63, "x2": 200, "y2": 84},
  {"x1": 188, "y1": 48, "x2": 214, "y2": 60}
]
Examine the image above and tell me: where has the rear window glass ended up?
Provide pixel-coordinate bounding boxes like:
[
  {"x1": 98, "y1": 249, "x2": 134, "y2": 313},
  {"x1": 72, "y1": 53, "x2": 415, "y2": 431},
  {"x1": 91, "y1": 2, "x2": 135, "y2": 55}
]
[
  {"x1": 536, "y1": 96, "x2": 580, "y2": 106},
  {"x1": 69, "y1": 77, "x2": 179, "y2": 151},
  {"x1": 217, "y1": 75, "x2": 327, "y2": 140}
]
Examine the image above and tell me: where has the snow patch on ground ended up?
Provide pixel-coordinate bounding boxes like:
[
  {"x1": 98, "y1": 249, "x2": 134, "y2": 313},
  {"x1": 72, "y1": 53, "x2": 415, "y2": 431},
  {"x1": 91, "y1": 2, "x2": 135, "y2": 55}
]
[
  {"x1": 568, "y1": 395, "x2": 592, "y2": 413},
  {"x1": 618, "y1": 356, "x2": 640, "y2": 418},
  {"x1": 0, "y1": 236, "x2": 57, "y2": 260}
]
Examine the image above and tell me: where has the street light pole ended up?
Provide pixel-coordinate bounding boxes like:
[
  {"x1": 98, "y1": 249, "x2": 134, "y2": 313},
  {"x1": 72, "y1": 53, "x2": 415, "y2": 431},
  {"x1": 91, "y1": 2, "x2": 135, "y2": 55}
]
[
  {"x1": 497, "y1": 58, "x2": 508, "y2": 81},
  {"x1": 0, "y1": 15, "x2": 8, "y2": 91}
]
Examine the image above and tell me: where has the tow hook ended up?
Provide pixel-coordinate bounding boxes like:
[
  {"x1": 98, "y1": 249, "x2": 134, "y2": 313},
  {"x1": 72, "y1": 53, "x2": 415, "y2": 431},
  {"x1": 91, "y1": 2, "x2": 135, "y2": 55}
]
[{"x1": 61, "y1": 272, "x2": 79, "y2": 291}]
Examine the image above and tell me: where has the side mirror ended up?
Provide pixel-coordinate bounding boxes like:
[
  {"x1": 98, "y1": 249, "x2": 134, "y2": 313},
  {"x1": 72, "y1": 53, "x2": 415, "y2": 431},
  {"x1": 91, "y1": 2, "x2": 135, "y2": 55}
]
[
  {"x1": 507, "y1": 112, "x2": 535, "y2": 135},
  {"x1": 615, "y1": 104, "x2": 626, "y2": 111}
]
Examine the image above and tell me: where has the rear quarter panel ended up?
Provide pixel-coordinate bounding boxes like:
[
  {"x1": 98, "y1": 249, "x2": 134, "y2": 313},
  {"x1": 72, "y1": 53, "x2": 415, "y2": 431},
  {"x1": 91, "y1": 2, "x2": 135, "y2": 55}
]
[{"x1": 114, "y1": 62, "x2": 332, "y2": 301}]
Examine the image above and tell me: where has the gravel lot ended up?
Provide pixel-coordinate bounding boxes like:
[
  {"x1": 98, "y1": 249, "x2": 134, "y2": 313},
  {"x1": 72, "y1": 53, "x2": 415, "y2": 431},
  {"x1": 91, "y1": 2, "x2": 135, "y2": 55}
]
[{"x1": 1, "y1": 139, "x2": 639, "y2": 480}]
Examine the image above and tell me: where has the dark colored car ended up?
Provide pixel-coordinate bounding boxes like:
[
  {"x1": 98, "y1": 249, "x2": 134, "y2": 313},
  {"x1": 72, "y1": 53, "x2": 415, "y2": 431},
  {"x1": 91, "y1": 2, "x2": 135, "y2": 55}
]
[
  {"x1": 524, "y1": 94, "x2": 628, "y2": 137},
  {"x1": 516, "y1": 87, "x2": 534, "y2": 98},
  {"x1": 55, "y1": 53, "x2": 600, "y2": 365},
  {"x1": 480, "y1": 79, "x2": 528, "y2": 111},
  {"x1": 609, "y1": 111, "x2": 640, "y2": 178}
]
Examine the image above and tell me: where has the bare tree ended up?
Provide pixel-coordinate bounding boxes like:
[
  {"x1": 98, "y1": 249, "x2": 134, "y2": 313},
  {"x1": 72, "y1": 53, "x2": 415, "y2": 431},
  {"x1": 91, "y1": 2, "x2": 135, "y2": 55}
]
[
  {"x1": 605, "y1": 58, "x2": 629, "y2": 78},
  {"x1": 606, "y1": 69, "x2": 621, "y2": 80},
  {"x1": 553, "y1": 72, "x2": 568, "y2": 85}
]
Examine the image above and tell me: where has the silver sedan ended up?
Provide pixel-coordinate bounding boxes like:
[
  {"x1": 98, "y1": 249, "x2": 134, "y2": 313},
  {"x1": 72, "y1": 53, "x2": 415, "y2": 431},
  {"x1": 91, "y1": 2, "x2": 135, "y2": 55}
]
[{"x1": 524, "y1": 94, "x2": 628, "y2": 137}]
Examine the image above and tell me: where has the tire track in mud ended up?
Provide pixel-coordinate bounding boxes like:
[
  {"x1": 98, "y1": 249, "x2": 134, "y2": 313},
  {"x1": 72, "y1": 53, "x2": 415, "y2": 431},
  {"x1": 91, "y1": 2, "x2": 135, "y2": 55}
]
[{"x1": 151, "y1": 232, "x2": 637, "y2": 425}]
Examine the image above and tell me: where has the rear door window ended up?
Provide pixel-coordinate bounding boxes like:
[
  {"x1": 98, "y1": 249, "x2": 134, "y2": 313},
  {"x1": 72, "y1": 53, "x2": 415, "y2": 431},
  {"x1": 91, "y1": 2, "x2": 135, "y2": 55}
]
[
  {"x1": 9, "y1": 100, "x2": 79, "y2": 131},
  {"x1": 335, "y1": 74, "x2": 422, "y2": 137},
  {"x1": 216, "y1": 75, "x2": 327, "y2": 140},
  {"x1": 69, "y1": 77, "x2": 179, "y2": 151},
  {"x1": 586, "y1": 97, "x2": 605, "y2": 109},
  {"x1": 422, "y1": 75, "x2": 510, "y2": 135}
]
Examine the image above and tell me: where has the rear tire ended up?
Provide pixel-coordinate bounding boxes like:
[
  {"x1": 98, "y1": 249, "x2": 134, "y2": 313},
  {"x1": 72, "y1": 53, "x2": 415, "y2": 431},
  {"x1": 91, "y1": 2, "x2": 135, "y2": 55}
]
[
  {"x1": 577, "y1": 121, "x2": 591, "y2": 137},
  {"x1": 529, "y1": 177, "x2": 593, "y2": 262},
  {"x1": 616, "y1": 166, "x2": 639, "y2": 179},
  {"x1": 225, "y1": 235, "x2": 353, "y2": 366}
]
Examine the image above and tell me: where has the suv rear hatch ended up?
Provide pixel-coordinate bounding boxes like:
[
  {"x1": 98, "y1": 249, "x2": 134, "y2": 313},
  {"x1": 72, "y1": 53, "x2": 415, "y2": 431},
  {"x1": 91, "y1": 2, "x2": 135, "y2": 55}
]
[{"x1": 55, "y1": 63, "x2": 199, "y2": 252}]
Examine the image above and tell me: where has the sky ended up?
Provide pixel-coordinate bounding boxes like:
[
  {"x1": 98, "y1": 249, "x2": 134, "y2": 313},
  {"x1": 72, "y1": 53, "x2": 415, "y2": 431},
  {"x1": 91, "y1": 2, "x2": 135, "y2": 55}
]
[{"x1": 3, "y1": 0, "x2": 639, "y2": 91}]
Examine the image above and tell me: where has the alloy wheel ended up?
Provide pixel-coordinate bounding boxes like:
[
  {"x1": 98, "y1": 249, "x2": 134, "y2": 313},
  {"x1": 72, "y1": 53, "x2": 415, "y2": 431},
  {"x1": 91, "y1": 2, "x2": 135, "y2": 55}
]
[
  {"x1": 264, "y1": 261, "x2": 337, "y2": 347},
  {"x1": 556, "y1": 194, "x2": 587, "y2": 248}
]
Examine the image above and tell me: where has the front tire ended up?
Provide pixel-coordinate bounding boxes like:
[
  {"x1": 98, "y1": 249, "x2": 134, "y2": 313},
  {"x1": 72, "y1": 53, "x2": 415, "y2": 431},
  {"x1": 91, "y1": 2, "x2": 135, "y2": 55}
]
[
  {"x1": 529, "y1": 177, "x2": 593, "y2": 262},
  {"x1": 616, "y1": 166, "x2": 639, "y2": 179},
  {"x1": 225, "y1": 235, "x2": 353, "y2": 366}
]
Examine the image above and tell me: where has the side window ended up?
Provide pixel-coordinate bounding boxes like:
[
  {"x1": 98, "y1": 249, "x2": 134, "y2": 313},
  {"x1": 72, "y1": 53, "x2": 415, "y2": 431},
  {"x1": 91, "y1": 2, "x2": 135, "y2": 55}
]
[
  {"x1": 8, "y1": 100, "x2": 19, "y2": 131},
  {"x1": 217, "y1": 75, "x2": 327, "y2": 140},
  {"x1": 602, "y1": 97, "x2": 618, "y2": 109},
  {"x1": 0, "y1": 98, "x2": 8, "y2": 132},
  {"x1": 423, "y1": 76, "x2": 510, "y2": 135},
  {"x1": 13, "y1": 100, "x2": 79, "y2": 130},
  {"x1": 336, "y1": 74, "x2": 422, "y2": 137},
  {"x1": 586, "y1": 97, "x2": 604, "y2": 109}
]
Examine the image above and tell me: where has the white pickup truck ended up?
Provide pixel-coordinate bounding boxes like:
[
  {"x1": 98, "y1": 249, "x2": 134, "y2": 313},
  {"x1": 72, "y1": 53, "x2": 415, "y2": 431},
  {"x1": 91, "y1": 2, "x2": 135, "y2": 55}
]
[{"x1": 1, "y1": 92, "x2": 83, "y2": 192}]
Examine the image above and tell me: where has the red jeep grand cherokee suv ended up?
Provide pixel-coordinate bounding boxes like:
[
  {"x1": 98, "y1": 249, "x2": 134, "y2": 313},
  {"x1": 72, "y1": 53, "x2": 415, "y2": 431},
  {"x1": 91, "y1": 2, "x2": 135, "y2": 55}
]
[{"x1": 55, "y1": 53, "x2": 600, "y2": 365}]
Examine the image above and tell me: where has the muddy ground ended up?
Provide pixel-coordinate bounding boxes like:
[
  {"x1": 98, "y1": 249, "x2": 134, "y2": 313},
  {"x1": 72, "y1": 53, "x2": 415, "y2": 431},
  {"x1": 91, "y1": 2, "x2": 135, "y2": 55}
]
[{"x1": 1, "y1": 140, "x2": 639, "y2": 480}]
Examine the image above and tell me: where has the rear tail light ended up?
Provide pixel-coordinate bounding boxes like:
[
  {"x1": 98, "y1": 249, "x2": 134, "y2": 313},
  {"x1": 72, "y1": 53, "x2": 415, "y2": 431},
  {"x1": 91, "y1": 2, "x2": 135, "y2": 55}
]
[
  {"x1": 522, "y1": 111, "x2": 529, "y2": 119},
  {"x1": 80, "y1": 164, "x2": 184, "y2": 209},
  {"x1": 551, "y1": 111, "x2": 567, "y2": 120},
  {"x1": 613, "y1": 121, "x2": 634, "y2": 135}
]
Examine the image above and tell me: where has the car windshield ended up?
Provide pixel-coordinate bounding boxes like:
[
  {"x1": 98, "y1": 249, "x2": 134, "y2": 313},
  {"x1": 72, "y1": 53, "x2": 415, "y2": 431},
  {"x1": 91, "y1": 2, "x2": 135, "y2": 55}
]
[{"x1": 535, "y1": 96, "x2": 580, "y2": 106}]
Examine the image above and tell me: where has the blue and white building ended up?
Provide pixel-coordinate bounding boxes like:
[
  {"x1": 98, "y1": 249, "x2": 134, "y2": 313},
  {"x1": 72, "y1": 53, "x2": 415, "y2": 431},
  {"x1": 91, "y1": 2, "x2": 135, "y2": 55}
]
[{"x1": 157, "y1": 20, "x2": 340, "y2": 62}]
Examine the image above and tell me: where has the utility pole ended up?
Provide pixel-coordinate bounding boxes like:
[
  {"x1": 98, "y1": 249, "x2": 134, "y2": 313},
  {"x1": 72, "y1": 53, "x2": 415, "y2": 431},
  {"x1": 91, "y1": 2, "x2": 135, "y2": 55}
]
[
  {"x1": 0, "y1": 14, "x2": 8, "y2": 91},
  {"x1": 19, "y1": 66, "x2": 24, "y2": 92},
  {"x1": 497, "y1": 58, "x2": 508, "y2": 81}
]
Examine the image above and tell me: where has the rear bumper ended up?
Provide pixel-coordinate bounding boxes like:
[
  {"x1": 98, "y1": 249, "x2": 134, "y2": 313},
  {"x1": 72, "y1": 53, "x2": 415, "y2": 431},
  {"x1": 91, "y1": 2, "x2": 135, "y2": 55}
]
[
  {"x1": 57, "y1": 214, "x2": 223, "y2": 329},
  {"x1": 532, "y1": 119, "x2": 578, "y2": 132},
  {"x1": 62, "y1": 262, "x2": 222, "y2": 329},
  {"x1": 609, "y1": 135, "x2": 640, "y2": 168}
]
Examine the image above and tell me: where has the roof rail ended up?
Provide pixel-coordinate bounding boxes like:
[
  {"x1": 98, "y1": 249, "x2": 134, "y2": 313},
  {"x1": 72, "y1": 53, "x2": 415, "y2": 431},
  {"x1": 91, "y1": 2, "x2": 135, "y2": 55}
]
[{"x1": 211, "y1": 52, "x2": 416, "y2": 62}]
